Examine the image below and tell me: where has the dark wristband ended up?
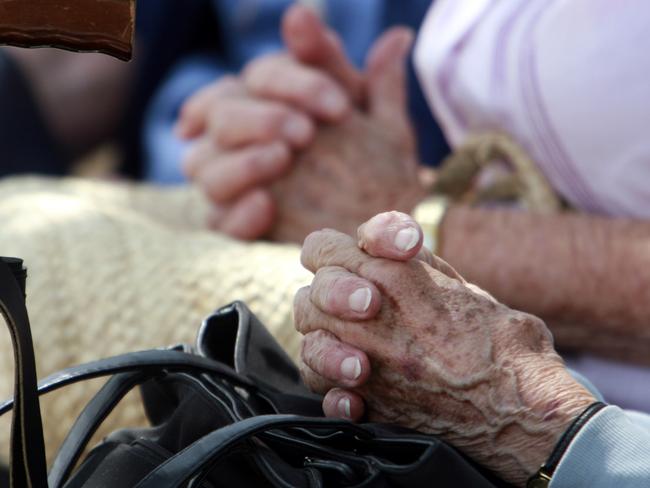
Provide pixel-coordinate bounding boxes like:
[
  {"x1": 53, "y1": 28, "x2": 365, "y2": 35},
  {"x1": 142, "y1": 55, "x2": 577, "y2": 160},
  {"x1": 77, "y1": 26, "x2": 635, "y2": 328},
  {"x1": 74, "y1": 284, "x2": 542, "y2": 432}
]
[{"x1": 527, "y1": 401, "x2": 607, "y2": 488}]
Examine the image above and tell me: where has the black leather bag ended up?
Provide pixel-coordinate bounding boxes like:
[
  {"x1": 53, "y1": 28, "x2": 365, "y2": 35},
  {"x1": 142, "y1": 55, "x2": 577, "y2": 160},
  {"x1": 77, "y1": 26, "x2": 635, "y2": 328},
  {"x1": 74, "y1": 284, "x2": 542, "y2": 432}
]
[{"x1": 0, "y1": 257, "x2": 508, "y2": 487}]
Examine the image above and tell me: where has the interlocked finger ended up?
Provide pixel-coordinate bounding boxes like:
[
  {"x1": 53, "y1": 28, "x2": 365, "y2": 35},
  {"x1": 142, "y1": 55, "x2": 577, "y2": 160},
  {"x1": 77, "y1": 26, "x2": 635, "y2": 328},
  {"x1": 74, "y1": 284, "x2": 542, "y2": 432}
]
[
  {"x1": 244, "y1": 54, "x2": 350, "y2": 122},
  {"x1": 192, "y1": 141, "x2": 290, "y2": 203},
  {"x1": 301, "y1": 329, "x2": 370, "y2": 388},
  {"x1": 309, "y1": 266, "x2": 381, "y2": 321},
  {"x1": 299, "y1": 360, "x2": 336, "y2": 395},
  {"x1": 207, "y1": 97, "x2": 314, "y2": 149},
  {"x1": 301, "y1": 229, "x2": 374, "y2": 275},
  {"x1": 322, "y1": 388, "x2": 366, "y2": 421}
]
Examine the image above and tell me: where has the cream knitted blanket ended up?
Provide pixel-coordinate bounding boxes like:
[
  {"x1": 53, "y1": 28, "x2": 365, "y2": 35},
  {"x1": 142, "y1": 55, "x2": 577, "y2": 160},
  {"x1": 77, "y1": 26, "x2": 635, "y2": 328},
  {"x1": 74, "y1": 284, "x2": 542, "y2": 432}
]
[{"x1": 0, "y1": 177, "x2": 311, "y2": 461}]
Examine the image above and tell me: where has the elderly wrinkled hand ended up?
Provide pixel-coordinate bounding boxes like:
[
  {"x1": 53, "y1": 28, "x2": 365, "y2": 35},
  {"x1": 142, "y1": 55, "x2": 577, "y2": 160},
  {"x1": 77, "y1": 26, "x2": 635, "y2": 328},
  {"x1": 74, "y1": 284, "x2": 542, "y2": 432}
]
[{"x1": 294, "y1": 211, "x2": 596, "y2": 486}]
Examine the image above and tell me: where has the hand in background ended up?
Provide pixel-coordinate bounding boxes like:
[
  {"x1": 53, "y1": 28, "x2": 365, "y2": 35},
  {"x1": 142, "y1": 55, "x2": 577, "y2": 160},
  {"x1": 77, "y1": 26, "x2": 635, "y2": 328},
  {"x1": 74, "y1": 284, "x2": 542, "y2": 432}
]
[
  {"x1": 267, "y1": 26, "x2": 425, "y2": 242},
  {"x1": 177, "y1": 5, "x2": 425, "y2": 243}
]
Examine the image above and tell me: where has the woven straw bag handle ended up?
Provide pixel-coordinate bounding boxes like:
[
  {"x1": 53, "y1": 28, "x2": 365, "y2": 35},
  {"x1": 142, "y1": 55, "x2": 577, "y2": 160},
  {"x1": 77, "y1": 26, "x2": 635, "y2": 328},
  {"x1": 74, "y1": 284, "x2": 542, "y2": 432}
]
[{"x1": 434, "y1": 132, "x2": 564, "y2": 213}]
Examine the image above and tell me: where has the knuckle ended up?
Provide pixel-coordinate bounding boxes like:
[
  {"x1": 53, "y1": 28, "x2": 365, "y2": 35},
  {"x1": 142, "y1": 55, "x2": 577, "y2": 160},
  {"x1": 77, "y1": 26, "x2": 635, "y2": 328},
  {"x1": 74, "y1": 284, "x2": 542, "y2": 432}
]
[
  {"x1": 304, "y1": 332, "x2": 332, "y2": 370},
  {"x1": 304, "y1": 75, "x2": 333, "y2": 100},
  {"x1": 313, "y1": 231, "x2": 341, "y2": 259},
  {"x1": 298, "y1": 360, "x2": 313, "y2": 384},
  {"x1": 302, "y1": 230, "x2": 346, "y2": 269},
  {"x1": 313, "y1": 266, "x2": 339, "y2": 286},
  {"x1": 293, "y1": 286, "x2": 311, "y2": 333},
  {"x1": 243, "y1": 54, "x2": 285, "y2": 89},
  {"x1": 322, "y1": 276, "x2": 351, "y2": 311},
  {"x1": 508, "y1": 312, "x2": 553, "y2": 350},
  {"x1": 303, "y1": 330, "x2": 331, "y2": 358}
]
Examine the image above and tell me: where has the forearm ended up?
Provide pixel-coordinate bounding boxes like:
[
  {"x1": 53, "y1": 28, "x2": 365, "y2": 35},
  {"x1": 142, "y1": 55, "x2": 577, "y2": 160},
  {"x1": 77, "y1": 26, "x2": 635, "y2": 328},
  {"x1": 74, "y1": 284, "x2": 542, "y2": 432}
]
[{"x1": 439, "y1": 206, "x2": 650, "y2": 358}]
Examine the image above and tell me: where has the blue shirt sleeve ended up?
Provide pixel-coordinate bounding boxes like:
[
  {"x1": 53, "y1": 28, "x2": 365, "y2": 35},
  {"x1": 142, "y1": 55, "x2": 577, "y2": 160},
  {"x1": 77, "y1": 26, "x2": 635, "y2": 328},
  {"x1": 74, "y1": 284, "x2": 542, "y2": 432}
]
[
  {"x1": 143, "y1": 55, "x2": 228, "y2": 184},
  {"x1": 551, "y1": 406, "x2": 650, "y2": 487}
]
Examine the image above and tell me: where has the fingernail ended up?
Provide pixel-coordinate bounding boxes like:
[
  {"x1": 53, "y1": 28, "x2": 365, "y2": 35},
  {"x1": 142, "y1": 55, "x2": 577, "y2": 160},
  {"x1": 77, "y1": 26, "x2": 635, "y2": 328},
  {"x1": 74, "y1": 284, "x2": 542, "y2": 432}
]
[
  {"x1": 338, "y1": 397, "x2": 352, "y2": 418},
  {"x1": 341, "y1": 356, "x2": 361, "y2": 380},
  {"x1": 282, "y1": 117, "x2": 311, "y2": 144},
  {"x1": 394, "y1": 227, "x2": 419, "y2": 252},
  {"x1": 320, "y1": 91, "x2": 347, "y2": 116},
  {"x1": 348, "y1": 287, "x2": 371, "y2": 313}
]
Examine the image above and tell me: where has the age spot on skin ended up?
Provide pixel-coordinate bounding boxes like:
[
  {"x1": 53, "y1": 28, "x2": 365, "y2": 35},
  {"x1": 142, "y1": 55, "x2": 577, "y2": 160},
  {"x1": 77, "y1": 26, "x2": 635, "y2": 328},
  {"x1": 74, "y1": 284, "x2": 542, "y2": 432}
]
[
  {"x1": 464, "y1": 307, "x2": 481, "y2": 322},
  {"x1": 401, "y1": 359, "x2": 423, "y2": 382},
  {"x1": 509, "y1": 315, "x2": 547, "y2": 353}
]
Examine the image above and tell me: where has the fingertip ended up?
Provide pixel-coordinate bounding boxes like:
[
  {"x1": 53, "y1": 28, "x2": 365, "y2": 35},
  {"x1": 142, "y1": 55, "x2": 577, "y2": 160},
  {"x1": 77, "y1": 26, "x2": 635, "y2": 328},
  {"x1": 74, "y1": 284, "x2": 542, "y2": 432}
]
[
  {"x1": 367, "y1": 27, "x2": 415, "y2": 74},
  {"x1": 322, "y1": 389, "x2": 365, "y2": 421},
  {"x1": 352, "y1": 284, "x2": 381, "y2": 318},
  {"x1": 301, "y1": 329, "x2": 371, "y2": 387},
  {"x1": 292, "y1": 285, "x2": 311, "y2": 333},
  {"x1": 176, "y1": 116, "x2": 200, "y2": 140},
  {"x1": 220, "y1": 189, "x2": 276, "y2": 240},
  {"x1": 176, "y1": 100, "x2": 205, "y2": 140},
  {"x1": 357, "y1": 211, "x2": 423, "y2": 261},
  {"x1": 315, "y1": 272, "x2": 381, "y2": 320},
  {"x1": 300, "y1": 230, "x2": 321, "y2": 271},
  {"x1": 282, "y1": 4, "x2": 325, "y2": 61},
  {"x1": 282, "y1": 114, "x2": 315, "y2": 147},
  {"x1": 347, "y1": 287, "x2": 374, "y2": 315},
  {"x1": 394, "y1": 227, "x2": 421, "y2": 253},
  {"x1": 319, "y1": 89, "x2": 351, "y2": 121},
  {"x1": 340, "y1": 352, "x2": 371, "y2": 386}
]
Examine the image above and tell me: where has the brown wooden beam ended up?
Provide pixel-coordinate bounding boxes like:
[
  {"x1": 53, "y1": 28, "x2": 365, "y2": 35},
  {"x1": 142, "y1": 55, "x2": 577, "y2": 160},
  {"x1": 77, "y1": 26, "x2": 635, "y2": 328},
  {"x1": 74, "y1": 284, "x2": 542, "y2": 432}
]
[{"x1": 0, "y1": 0, "x2": 135, "y2": 60}]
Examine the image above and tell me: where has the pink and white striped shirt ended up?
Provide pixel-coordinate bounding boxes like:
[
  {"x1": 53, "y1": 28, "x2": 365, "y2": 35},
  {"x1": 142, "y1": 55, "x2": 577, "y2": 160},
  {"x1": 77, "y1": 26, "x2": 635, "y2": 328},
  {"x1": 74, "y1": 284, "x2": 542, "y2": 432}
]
[{"x1": 415, "y1": 0, "x2": 650, "y2": 217}]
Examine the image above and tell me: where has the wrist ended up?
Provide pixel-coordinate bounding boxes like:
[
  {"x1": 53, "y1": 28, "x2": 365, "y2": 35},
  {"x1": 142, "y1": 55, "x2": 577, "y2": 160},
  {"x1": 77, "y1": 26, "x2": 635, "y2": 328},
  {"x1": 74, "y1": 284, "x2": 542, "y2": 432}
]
[
  {"x1": 526, "y1": 402, "x2": 607, "y2": 488},
  {"x1": 458, "y1": 312, "x2": 597, "y2": 486},
  {"x1": 503, "y1": 357, "x2": 597, "y2": 486}
]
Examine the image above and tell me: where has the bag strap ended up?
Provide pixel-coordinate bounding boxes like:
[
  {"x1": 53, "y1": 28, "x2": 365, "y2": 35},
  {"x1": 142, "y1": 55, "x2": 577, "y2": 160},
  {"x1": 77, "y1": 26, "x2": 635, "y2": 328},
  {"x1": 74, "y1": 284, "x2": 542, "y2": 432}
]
[
  {"x1": 0, "y1": 349, "x2": 254, "y2": 417},
  {"x1": 0, "y1": 258, "x2": 48, "y2": 488},
  {"x1": 134, "y1": 415, "x2": 371, "y2": 488},
  {"x1": 48, "y1": 371, "x2": 149, "y2": 488}
]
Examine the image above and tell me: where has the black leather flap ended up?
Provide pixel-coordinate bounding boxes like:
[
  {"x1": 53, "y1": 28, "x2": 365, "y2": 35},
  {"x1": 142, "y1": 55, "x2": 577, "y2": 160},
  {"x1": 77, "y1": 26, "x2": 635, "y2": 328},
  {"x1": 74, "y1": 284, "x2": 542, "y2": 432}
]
[{"x1": 196, "y1": 301, "x2": 312, "y2": 398}]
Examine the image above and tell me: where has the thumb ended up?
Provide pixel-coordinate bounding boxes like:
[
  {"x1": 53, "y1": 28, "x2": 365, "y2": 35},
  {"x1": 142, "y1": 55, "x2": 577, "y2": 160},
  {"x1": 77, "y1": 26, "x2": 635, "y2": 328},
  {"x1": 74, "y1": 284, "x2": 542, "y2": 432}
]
[
  {"x1": 282, "y1": 4, "x2": 365, "y2": 103},
  {"x1": 365, "y1": 28, "x2": 414, "y2": 132}
]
